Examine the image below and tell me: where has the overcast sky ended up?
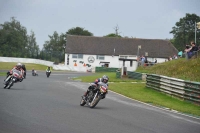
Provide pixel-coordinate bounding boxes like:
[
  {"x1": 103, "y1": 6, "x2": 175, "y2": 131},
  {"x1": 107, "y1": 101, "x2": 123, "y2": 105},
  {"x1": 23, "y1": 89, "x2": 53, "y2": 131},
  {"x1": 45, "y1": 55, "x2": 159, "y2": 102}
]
[{"x1": 0, "y1": 0, "x2": 200, "y2": 49}]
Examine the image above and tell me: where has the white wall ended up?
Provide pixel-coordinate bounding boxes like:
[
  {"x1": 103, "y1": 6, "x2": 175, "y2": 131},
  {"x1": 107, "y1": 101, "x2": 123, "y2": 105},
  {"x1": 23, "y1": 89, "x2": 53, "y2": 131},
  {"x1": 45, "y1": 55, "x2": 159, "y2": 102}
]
[
  {"x1": 65, "y1": 53, "x2": 168, "y2": 72},
  {"x1": 66, "y1": 54, "x2": 150, "y2": 72},
  {"x1": 0, "y1": 55, "x2": 167, "y2": 72},
  {"x1": 0, "y1": 57, "x2": 71, "y2": 71},
  {"x1": 0, "y1": 57, "x2": 54, "y2": 66}
]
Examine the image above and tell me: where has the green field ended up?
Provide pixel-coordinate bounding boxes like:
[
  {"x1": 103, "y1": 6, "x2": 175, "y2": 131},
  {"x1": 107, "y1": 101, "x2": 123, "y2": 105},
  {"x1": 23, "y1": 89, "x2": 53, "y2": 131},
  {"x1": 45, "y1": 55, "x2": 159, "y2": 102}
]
[
  {"x1": 0, "y1": 62, "x2": 48, "y2": 71},
  {"x1": 136, "y1": 57, "x2": 200, "y2": 82}
]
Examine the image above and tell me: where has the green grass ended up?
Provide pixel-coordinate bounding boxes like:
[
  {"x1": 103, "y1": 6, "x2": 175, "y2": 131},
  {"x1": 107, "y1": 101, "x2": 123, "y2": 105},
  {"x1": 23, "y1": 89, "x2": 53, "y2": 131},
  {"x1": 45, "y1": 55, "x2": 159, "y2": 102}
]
[
  {"x1": 0, "y1": 72, "x2": 6, "y2": 76},
  {"x1": 136, "y1": 57, "x2": 200, "y2": 82},
  {"x1": 75, "y1": 72, "x2": 142, "y2": 82},
  {"x1": 109, "y1": 83, "x2": 200, "y2": 116},
  {"x1": 0, "y1": 62, "x2": 49, "y2": 71}
]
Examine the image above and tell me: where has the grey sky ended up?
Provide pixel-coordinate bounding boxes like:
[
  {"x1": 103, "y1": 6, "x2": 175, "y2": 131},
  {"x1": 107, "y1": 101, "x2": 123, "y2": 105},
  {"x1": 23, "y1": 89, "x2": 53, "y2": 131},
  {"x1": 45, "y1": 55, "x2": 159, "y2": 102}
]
[{"x1": 0, "y1": 0, "x2": 200, "y2": 49}]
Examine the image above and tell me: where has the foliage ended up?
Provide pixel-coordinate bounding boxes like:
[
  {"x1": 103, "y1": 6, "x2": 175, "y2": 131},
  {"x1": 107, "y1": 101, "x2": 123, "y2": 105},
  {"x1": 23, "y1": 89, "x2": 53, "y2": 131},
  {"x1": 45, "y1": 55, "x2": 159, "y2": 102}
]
[
  {"x1": 66, "y1": 27, "x2": 93, "y2": 36},
  {"x1": 41, "y1": 27, "x2": 94, "y2": 62},
  {"x1": 0, "y1": 17, "x2": 40, "y2": 58},
  {"x1": 42, "y1": 31, "x2": 66, "y2": 62},
  {"x1": 170, "y1": 13, "x2": 200, "y2": 51},
  {"x1": 27, "y1": 30, "x2": 39, "y2": 58},
  {"x1": 104, "y1": 33, "x2": 122, "y2": 38}
]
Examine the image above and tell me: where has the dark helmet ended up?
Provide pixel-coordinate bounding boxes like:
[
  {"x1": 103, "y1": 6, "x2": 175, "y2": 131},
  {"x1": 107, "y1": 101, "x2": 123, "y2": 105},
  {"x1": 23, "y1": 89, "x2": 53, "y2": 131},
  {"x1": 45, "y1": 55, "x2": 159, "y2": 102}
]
[{"x1": 102, "y1": 75, "x2": 109, "y2": 83}]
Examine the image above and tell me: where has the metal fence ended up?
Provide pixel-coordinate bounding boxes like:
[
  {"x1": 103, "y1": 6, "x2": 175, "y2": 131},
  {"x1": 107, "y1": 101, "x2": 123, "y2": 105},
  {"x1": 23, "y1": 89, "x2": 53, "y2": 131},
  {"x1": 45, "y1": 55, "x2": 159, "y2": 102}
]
[{"x1": 146, "y1": 74, "x2": 200, "y2": 105}]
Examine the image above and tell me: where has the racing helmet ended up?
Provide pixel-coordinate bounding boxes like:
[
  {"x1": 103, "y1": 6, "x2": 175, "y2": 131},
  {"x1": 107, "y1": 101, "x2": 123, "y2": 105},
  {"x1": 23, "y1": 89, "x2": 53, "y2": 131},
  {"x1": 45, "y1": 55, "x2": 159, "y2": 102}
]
[
  {"x1": 16, "y1": 62, "x2": 22, "y2": 69},
  {"x1": 102, "y1": 75, "x2": 109, "y2": 83}
]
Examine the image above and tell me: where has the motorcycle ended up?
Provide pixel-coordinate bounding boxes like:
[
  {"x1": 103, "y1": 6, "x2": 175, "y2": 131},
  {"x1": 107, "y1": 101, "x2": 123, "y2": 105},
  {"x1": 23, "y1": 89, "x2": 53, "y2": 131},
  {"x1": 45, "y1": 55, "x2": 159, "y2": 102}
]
[
  {"x1": 80, "y1": 82, "x2": 108, "y2": 108},
  {"x1": 4, "y1": 69, "x2": 22, "y2": 89},
  {"x1": 46, "y1": 70, "x2": 51, "y2": 78},
  {"x1": 32, "y1": 70, "x2": 38, "y2": 76}
]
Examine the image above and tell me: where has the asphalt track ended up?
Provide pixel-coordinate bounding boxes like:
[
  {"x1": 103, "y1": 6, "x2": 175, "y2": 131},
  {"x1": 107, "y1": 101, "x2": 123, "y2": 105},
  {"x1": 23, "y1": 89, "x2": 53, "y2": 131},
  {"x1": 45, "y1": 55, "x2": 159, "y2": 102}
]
[{"x1": 0, "y1": 71, "x2": 200, "y2": 133}]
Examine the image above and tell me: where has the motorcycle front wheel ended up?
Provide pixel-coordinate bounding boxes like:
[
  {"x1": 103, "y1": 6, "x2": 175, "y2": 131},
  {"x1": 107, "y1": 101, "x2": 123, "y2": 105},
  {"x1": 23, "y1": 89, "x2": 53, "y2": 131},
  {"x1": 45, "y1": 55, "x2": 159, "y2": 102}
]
[
  {"x1": 7, "y1": 80, "x2": 13, "y2": 89},
  {"x1": 80, "y1": 97, "x2": 86, "y2": 106},
  {"x1": 89, "y1": 95, "x2": 102, "y2": 108}
]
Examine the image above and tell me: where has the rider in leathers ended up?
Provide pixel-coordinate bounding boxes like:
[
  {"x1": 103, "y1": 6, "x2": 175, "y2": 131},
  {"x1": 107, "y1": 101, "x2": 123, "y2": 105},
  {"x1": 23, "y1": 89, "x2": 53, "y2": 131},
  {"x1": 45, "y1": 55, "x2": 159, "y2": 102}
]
[
  {"x1": 83, "y1": 75, "x2": 109, "y2": 99},
  {"x1": 46, "y1": 66, "x2": 52, "y2": 76},
  {"x1": 4, "y1": 63, "x2": 24, "y2": 82}
]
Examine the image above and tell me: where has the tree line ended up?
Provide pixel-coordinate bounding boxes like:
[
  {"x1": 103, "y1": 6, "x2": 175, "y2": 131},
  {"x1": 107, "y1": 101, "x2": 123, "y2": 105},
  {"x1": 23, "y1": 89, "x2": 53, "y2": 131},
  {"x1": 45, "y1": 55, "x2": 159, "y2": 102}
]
[{"x1": 0, "y1": 13, "x2": 199, "y2": 63}]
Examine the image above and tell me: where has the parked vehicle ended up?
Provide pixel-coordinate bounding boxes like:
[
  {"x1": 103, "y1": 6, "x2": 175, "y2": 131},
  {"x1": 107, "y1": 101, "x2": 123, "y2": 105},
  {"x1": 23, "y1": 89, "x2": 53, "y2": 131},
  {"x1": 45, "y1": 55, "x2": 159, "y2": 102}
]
[{"x1": 80, "y1": 82, "x2": 108, "y2": 108}]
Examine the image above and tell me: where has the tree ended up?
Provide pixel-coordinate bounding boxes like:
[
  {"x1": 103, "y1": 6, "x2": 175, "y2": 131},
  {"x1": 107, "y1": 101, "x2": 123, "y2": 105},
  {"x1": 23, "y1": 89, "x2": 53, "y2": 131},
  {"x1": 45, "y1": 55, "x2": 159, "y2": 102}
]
[
  {"x1": 104, "y1": 25, "x2": 122, "y2": 38},
  {"x1": 66, "y1": 27, "x2": 93, "y2": 36},
  {"x1": 0, "y1": 17, "x2": 28, "y2": 57},
  {"x1": 104, "y1": 33, "x2": 122, "y2": 38},
  {"x1": 27, "y1": 31, "x2": 40, "y2": 58},
  {"x1": 42, "y1": 31, "x2": 66, "y2": 62},
  {"x1": 170, "y1": 13, "x2": 200, "y2": 51}
]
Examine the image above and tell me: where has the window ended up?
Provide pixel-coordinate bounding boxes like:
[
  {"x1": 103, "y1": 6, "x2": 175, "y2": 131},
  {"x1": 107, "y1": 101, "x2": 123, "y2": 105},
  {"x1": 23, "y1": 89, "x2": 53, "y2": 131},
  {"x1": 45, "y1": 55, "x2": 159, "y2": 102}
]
[
  {"x1": 72, "y1": 54, "x2": 83, "y2": 59},
  {"x1": 96, "y1": 55, "x2": 104, "y2": 60}
]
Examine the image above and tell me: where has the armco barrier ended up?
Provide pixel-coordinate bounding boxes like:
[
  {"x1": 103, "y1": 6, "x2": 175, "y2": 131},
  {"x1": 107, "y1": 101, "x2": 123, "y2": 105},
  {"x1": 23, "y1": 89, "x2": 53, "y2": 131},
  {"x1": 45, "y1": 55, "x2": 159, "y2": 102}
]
[{"x1": 146, "y1": 74, "x2": 200, "y2": 105}]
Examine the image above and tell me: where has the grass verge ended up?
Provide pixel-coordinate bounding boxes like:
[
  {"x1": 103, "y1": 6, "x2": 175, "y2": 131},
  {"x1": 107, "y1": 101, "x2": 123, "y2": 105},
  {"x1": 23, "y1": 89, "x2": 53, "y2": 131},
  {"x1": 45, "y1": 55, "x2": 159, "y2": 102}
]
[
  {"x1": 136, "y1": 58, "x2": 200, "y2": 82},
  {"x1": 0, "y1": 62, "x2": 48, "y2": 71}
]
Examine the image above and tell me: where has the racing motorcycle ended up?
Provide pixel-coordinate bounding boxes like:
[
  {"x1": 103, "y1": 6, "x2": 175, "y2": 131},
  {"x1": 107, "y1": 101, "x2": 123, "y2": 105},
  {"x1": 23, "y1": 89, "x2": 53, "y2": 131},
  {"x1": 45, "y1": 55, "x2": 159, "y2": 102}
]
[
  {"x1": 80, "y1": 82, "x2": 108, "y2": 108},
  {"x1": 46, "y1": 70, "x2": 51, "y2": 78},
  {"x1": 4, "y1": 69, "x2": 22, "y2": 89}
]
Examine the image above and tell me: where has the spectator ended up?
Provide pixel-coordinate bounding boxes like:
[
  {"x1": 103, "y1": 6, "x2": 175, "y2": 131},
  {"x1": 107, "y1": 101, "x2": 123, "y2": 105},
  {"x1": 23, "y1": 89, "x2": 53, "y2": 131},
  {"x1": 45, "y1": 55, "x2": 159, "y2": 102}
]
[
  {"x1": 154, "y1": 58, "x2": 157, "y2": 63},
  {"x1": 150, "y1": 58, "x2": 157, "y2": 66},
  {"x1": 178, "y1": 51, "x2": 183, "y2": 57},
  {"x1": 140, "y1": 55, "x2": 145, "y2": 66},
  {"x1": 184, "y1": 44, "x2": 191, "y2": 59},
  {"x1": 185, "y1": 41, "x2": 198, "y2": 59},
  {"x1": 173, "y1": 54, "x2": 178, "y2": 59},
  {"x1": 168, "y1": 56, "x2": 172, "y2": 61}
]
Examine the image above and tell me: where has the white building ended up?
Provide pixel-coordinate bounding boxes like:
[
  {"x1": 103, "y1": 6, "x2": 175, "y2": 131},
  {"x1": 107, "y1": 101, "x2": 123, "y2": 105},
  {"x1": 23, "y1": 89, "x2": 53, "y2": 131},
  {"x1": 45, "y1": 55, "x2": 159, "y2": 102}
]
[{"x1": 64, "y1": 35, "x2": 178, "y2": 72}]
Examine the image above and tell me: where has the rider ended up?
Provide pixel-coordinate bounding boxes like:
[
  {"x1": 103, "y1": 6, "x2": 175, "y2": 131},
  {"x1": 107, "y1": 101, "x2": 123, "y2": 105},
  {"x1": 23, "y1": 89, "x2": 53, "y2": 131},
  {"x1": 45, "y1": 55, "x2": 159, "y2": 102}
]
[
  {"x1": 5, "y1": 63, "x2": 24, "y2": 82},
  {"x1": 32, "y1": 68, "x2": 36, "y2": 75},
  {"x1": 46, "y1": 66, "x2": 51, "y2": 75},
  {"x1": 83, "y1": 75, "x2": 109, "y2": 99}
]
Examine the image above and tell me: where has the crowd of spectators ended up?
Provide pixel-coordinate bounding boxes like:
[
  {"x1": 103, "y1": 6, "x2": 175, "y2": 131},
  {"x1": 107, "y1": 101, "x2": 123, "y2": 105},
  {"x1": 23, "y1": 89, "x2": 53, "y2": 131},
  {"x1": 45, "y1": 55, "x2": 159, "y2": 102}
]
[{"x1": 138, "y1": 41, "x2": 199, "y2": 66}]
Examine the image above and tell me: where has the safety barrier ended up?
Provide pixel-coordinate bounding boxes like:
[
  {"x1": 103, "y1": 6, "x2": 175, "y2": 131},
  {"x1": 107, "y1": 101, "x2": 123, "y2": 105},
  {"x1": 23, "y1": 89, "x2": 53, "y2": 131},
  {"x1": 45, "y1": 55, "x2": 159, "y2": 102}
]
[{"x1": 146, "y1": 74, "x2": 200, "y2": 105}]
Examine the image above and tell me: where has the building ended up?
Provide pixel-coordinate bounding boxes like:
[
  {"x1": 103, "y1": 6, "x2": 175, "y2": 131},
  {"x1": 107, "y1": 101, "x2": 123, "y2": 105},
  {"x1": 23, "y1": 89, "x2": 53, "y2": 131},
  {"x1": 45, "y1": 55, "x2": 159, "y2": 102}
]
[{"x1": 64, "y1": 35, "x2": 178, "y2": 72}]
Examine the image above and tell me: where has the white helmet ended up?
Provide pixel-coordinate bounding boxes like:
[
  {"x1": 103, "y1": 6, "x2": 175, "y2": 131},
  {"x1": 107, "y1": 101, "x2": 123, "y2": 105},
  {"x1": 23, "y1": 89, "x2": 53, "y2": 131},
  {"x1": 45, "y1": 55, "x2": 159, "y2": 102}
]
[{"x1": 16, "y1": 63, "x2": 22, "y2": 69}]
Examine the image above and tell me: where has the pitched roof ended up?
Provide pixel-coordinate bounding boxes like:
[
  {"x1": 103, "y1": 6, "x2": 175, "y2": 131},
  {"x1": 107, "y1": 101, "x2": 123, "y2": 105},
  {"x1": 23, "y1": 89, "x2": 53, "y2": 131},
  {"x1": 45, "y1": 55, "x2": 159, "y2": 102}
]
[{"x1": 65, "y1": 35, "x2": 178, "y2": 58}]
